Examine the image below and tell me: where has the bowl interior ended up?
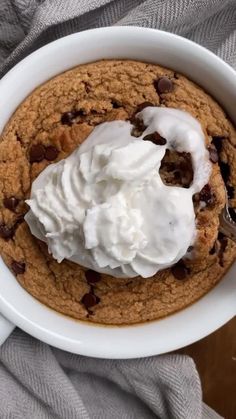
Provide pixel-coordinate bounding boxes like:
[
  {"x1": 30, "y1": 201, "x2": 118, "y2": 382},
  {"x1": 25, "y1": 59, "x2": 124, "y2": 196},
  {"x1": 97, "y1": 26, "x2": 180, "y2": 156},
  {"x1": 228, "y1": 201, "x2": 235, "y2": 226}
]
[{"x1": 0, "y1": 27, "x2": 236, "y2": 358}]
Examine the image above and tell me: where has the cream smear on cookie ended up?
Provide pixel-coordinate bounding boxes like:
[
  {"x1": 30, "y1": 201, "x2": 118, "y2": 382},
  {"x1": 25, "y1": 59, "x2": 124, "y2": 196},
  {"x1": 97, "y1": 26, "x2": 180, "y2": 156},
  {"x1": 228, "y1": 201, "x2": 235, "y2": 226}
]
[{"x1": 25, "y1": 107, "x2": 211, "y2": 278}]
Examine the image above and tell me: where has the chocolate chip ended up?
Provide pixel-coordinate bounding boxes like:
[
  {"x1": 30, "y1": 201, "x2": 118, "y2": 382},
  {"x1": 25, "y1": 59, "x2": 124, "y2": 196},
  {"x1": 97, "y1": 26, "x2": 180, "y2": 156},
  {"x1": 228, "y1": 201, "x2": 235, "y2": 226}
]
[
  {"x1": 11, "y1": 261, "x2": 25, "y2": 275},
  {"x1": 207, "y1": 145, "x2": 218, "y2": 163},
  {"x1": 218, "y1": 233, "x2": 228, "y2": 267},
  {"x1": 199, "y1": 184, "x2": 215, "y2": 205},
  {"x1": 16, "y1": 133, "x2": 21, "y2": 142},
  {"x1": 29, "y1": 144, "x2": 45, "y2": 163},
  {"x1": 45, "y1": 146, "x2": 59, "y2": 161},
  {"x1": 143, "y1": 132, "x2": 167, "y2": 145},
  {"x1": 85, "y1": 270, "x2": 101, "y2": 284},
  {"x1": 218, "y1": 232, "x2": 228, "y2": 251},
  {"x1": 219, "y1": 161, "x2": 230, "y2": 183},
  {"x1": 228, "y1": 207, "x2": 236, "y2": 223},
  {"x1": 226, "y1": 185, "x2": 234, "y2": 199},
  {"x1": 130, "y1": 102, "x2": 153, "y2": 133},
  {"x1": 218, "y1": 232, "x2": 225, "y2": 241},
  {"x1": 154, "y1": 77, "x2": 174, "y2": 94},
  {"x1": 212, "y1": 136, "x2": 224, "y2": 153},
  {"x1": 3, "y1": 197, "x2": 19, "y2": 211},
  {"x1": 111, "y1": 99, "x2": 122, "y2": 109},
  {"x1": 61, "y1": 110, "x2": 82, "y2": 126},
  {"x1": 155, "y1": 135, "x2": 167, "y2": 145},
  {"x1": 135, "y1": 101, "x2": 154, "y2": 113},
  {"x1": 171, "y1": 260, "x2": 189, "y2": 280},
  {"x1": 209, "y1": 240, "x2": 220, "y2": 255},
  {"x1": 84, "y1": 83, "x2": 91, "y2": 94},
  {"x1": 81, "y1": 292, "x2": 100, "y2": 309},
  {"x1": 220, "y1": 237, "x2": 228, "y2": 255},
  {"x1": 0, "y1": 223, "x2": 14, "y2": 240},
  {"x1": 187, "y1": 245, "x2": 194, "y2": 252},
  {"x1": 209, "y1": 244, "x2": 216, "y2": 255},
  {"x1": 61, "y1": 111, "x2": 75, "y2": 125},
  {"x1": 131, "y1": 118, "x2": 146, "y2": 137}
]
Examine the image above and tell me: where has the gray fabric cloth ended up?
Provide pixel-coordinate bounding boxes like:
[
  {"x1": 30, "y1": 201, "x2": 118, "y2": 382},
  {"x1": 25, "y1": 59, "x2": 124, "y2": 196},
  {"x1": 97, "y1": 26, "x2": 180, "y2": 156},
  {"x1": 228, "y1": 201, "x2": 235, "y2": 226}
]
[
  {"x1": 1, "y1": 0, "x2": 236, "y2": 77},
  {"x1": 0, "y1": 330, "x2": 222, "y2": 419},
  {"x1": 0, "y1": 0, "x2": 234, "y2": 417}
]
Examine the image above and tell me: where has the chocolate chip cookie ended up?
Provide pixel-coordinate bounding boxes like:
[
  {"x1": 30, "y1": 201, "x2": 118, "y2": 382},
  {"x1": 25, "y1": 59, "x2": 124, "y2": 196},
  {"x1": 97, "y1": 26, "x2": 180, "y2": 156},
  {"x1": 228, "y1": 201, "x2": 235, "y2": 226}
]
[{"x1": 0, "y1": 60, "x2": 235, "y2": 325}]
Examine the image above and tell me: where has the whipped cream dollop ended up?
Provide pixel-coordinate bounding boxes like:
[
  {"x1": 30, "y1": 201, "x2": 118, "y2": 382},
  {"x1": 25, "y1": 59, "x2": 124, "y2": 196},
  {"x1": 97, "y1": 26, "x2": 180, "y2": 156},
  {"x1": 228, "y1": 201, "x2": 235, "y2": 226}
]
[{"x1": 25, "y1": 107, "x2": 211, "y2": 278}]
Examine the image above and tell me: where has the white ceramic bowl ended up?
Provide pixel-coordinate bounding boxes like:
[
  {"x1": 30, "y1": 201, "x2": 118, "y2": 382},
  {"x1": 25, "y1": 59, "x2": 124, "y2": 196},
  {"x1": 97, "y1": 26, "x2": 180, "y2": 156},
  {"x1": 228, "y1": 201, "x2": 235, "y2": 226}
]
[{"x1": 0, "y1": 27, "x2": 236, "y2": 358}]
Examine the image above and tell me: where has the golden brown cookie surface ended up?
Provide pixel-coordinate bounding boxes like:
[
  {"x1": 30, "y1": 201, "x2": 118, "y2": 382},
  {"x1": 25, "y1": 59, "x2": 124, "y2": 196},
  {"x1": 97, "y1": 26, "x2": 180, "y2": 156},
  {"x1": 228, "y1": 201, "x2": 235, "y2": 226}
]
[{"x1": 0, "y1": 60, "x2": 235, "y2": 325}]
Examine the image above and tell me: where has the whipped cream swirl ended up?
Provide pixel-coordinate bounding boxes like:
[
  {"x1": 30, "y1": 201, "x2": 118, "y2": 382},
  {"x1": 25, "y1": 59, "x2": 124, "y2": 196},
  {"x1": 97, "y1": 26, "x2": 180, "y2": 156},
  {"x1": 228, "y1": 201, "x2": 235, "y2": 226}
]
[{"x1": 25, "y1": 107, "x2": 211, "y2": 278}]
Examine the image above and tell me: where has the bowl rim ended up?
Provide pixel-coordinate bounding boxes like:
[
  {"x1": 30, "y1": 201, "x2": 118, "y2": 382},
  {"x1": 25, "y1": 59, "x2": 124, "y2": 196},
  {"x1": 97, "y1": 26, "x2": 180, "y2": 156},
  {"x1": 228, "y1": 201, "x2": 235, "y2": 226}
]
[{"x1": 0, "y1": 26, "x2": 236, "y2": 359}]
